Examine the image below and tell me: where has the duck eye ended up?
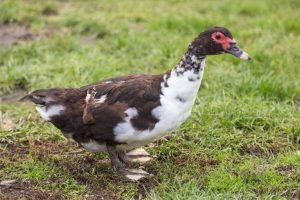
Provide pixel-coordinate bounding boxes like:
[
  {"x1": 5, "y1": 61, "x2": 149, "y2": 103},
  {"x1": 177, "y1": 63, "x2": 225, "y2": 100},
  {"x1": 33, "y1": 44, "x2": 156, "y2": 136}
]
[{"x1": 215, "y1": 34, "x2": 221, "y2": 40}]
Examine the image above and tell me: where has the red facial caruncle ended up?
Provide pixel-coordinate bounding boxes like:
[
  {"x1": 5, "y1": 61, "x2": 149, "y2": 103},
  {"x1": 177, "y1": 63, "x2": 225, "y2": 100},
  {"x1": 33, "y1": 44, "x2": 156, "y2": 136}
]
[{"x1": 211, "y1": 32, "x2": 233, "y2": 50}]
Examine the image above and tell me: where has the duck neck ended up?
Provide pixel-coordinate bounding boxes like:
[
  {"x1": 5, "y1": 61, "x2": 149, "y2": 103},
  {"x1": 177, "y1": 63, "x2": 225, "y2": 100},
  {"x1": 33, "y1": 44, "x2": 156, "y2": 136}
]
[
  {"x1": 174, "y1": 50, "x2": 206, "y2": 75},
  {"x1": 160, "y1": 50, "x2": 206, "y2": 104}
]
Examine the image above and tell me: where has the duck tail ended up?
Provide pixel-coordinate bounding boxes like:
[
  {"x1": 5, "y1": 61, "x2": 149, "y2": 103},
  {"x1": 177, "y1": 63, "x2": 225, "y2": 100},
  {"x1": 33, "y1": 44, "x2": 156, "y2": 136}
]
[{"x1": 19, "y1": 88, "x2": 64, "y2": 106}]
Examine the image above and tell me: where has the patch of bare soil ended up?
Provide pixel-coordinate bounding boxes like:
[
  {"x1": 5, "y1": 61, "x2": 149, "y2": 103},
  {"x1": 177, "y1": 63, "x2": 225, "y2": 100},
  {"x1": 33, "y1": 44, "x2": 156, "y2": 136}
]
[
  {"x1": 0, "y1": 24, "x2": 37, "y2": 45},
  {"x1": 240, "y1": 144, "x2": 263, "y2": 156},
  {"x1": 84, "y1": 194, "x2": 116, "y2": 200},
  {"x1": 41, "y1": 6, "x2": 58, "y2": 16},
  {"x1": 40, "y1": 140, "x2": 155, "y2": 199},
  {"x1": 28, "y1": 139, "x2": 80, "y2": 157},
  {"x1": 53, "y1": 152, "x2": 121, "y2": 199},
  {"x1": 0, "y1": 180, "x2": 63, "y2": 200},
  {"x1": 275, "y1": 164, "x2": 295, "y2": 175},
  {"x1": 291, "y1": 190, "x2": 300, "y2": 200},
  {"x1": 0, "y1": 141, "x2": 30, "y2": 163},
  {"x1": 239, "y1": 142, "x2": 288, "y2": 156},
  {"x1": 0, "y1": 140, "x2": 120, "y2": 199},
  {"x1": 1, "y1": 139, "x2": 158, "y2": 199},
  {"x1": 0, "y1": 139, "x2": 77, "y2": 163},
  {"x1": 0, "y1": 22, "x2": 59, "y2": 46},
  {"x1": 0, "y1": 114, "x2": 15, "y2": 131}
]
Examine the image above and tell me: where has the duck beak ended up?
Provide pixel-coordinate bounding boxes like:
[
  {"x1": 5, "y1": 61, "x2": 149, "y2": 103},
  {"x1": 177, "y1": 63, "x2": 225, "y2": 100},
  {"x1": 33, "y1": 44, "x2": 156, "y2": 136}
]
[{"x1": 225, "y1": 41, "x2": 251, "y2": 61}]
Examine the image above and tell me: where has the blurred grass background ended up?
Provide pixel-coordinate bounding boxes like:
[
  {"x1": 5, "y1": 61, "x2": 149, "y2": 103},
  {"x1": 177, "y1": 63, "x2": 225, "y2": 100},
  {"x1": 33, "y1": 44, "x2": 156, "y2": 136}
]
[{"x1": 0, "y1": 0, "x2": 299, "y2": 199}]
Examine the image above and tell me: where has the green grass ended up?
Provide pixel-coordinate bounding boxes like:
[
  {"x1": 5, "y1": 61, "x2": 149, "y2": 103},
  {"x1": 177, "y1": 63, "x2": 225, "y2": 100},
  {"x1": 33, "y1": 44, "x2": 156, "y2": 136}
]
[{"x1": 0, "y1": 0, "x2": 299, "y2": 199}]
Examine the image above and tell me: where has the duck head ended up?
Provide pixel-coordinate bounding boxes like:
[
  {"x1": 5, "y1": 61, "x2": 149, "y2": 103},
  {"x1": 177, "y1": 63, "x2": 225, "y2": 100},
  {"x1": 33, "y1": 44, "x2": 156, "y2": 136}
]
[{"x1": 188, "y1": 27, "x2": 251, "y2": 60}]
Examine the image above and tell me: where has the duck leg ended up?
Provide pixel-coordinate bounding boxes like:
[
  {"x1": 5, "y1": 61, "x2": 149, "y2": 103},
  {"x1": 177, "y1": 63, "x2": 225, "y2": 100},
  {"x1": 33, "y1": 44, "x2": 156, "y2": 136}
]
[
  {"x1": 106, "y1": 145, "x2": 125, "y2": 170},
  {"x1": 117, "y1": 150, "x2": 131, "y2": 164},
  {"x1": 106, "y1": 145, "x2": 152, "y2": 181}
]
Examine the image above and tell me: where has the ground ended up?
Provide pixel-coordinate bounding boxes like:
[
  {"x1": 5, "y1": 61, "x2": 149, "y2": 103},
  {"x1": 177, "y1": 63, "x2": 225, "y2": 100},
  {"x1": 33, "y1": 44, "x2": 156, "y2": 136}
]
[{"x1": 0, "y1": 0, "x2": 299, "y2": 199}]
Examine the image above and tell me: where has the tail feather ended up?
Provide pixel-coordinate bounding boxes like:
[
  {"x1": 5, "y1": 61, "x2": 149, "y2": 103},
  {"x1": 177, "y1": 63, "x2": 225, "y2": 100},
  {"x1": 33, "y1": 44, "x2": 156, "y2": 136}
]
[
  {"x1": 19, "y1": 94, "x2": 30, "y2": 102},
  {"x1": 19, "y1": 88, "x2": 65, "y2": 106},
  {"x1": 19, "y1": 93, "x2": 46, "y2": 105}
]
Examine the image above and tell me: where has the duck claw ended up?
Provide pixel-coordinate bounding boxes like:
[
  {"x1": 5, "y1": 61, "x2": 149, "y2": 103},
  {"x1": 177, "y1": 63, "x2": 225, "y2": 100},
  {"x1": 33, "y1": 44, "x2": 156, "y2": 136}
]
[
  {"x1": 118, "y1": 168, "x2": 153, "y2": 181},
  {"x1": 126, "y1": 148, "x2": 153, "y2": 163}
]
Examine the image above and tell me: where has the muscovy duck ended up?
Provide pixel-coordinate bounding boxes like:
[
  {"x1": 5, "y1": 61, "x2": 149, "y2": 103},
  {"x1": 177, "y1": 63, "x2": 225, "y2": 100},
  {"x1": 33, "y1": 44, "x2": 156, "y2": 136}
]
[{"x1": 22, "y1": 27, "x2": 250, "y2": 180}]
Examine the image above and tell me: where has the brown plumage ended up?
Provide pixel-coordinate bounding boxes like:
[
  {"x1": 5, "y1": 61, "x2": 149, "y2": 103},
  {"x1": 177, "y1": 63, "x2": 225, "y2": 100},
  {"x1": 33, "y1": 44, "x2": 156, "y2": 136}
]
[{"x1": 22, "y1": 74, "x2": 164, "y2": 145}]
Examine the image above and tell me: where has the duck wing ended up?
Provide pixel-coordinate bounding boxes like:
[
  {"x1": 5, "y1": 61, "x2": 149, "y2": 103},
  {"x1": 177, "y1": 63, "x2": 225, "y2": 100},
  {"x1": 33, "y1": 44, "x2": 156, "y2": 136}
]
[
  {"x1": 22, "y1": 74, "x2": 163, "y2": 144},
  {"x1": 80, "y1": 74, "x2": 163, "y2": 141}
]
